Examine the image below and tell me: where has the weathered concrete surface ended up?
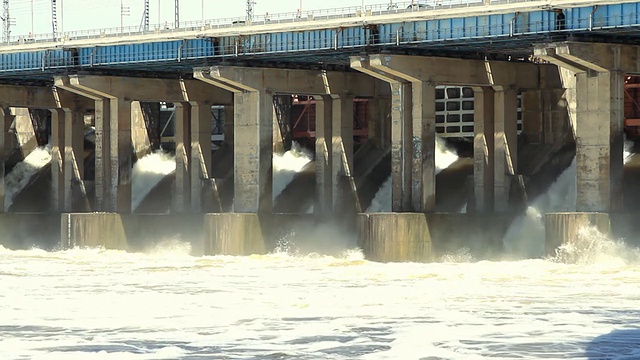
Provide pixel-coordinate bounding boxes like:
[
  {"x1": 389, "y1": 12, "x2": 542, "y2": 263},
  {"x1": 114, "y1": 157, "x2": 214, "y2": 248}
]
[
  {"x1": 61, "y1": 213, "x2": 127, "y2": 250},
  {"x1": 61, "y1": 213, "x2": 204, "y2": 252},
  {"x1": 204, "y1": 213, "x2": 267, "y2": 255},
  {"x1": 204, "y1": 213, "x2": 355, "y2": 256},
  {"x1": 357, "y1": 213, "x2": 433, "y2": 262},
  {"x1": 358, "y1": 212, "x2": 512, "y2": 262},
  {"x1": 544, "y1": 212, "x2": 611, "y2": 256},
  {"x1": 0, "y1": 213, "x2": 60, "y2": 250}
]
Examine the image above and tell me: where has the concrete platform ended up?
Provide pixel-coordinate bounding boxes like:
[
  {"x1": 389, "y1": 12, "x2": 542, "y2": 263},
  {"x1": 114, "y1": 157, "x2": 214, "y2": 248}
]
[
  {"x1": 0, "y1": 213, "x2": 60, "y2": 250},
  {"x1": 357, "y1": 212, "x2": 513, "y2": 262}
]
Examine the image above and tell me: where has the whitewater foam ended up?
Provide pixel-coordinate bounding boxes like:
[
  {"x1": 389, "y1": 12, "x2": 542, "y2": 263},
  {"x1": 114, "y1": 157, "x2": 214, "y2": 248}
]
[
  {"x1": 131, "y1": 151, "x2": 176, "y2": 211},
  {"x1": 272, "y1": 142, "x2": 313, "y2": 200}
]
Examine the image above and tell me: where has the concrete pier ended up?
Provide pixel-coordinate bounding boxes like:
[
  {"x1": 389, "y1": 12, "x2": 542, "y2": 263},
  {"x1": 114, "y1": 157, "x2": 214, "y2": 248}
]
[
  {"x1": 357, "y1": 213, "x2": 433, "y2": 262},
  {"x1": 545, "y1": 212, "x2": 611, "y2": 256}
]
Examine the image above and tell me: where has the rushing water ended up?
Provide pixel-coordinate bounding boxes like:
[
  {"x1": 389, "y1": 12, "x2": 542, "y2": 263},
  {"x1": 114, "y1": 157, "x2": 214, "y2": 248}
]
[
  {"x1": 273, "y1": 142, "x2": 314, "y2": 201},
  {"x1": 367, "y1": 137, "x2": 459, "y2": 212},
  {"x1": 3, "y1": 140, "x2": 640, "y2": 359},
  {"x1": 2, "y1": 236, "x2": 640, "y2": 360},
  {"x1": 4, "y1": 147, "x2": 52, "y2": 211},
  {"x1": 131, "y1": 151, "x2": 177, "y2": 212}
]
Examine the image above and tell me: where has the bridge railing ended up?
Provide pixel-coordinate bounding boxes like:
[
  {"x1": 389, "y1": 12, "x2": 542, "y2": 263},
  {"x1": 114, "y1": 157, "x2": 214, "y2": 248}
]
[{"x1": 1, "y1": 0, "x2": 540, "y2": 48}]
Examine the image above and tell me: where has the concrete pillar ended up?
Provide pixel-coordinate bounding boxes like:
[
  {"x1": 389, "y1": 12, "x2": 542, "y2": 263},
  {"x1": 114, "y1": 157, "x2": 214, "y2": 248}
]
[
  {"x1": 94, "y1": 99, "x2": 111, "y2": 212},
  {"x1": 234, "y1": 90, "x2": 273, "y2": 213},
  {"x1": 575, "y1": 71, "x2": 624, "y2": 212},
  {"x1": 332, "y1": 94, "x2": 356, "y2": 213},
  {"x1": 190, "y1": 101, "x2": 213, "y2": 212},
  {"x1": 522, "y1": 89, "x2": 570, "y2": 146},
  {"x1": 493, "y1": 87, "x2": 518, "y2": 212},
  {"x1": 391, "y1": 82, "x2": 412, "y2": 212},
  {"x1": 545, "y1": 212, "x2": 610, "y2": 256},
  {"x1": 63, "y1": 110, "x2": 85, "y2": 212},
  {"x1": 109, "y1": 98, "x2": 132, "y2": 213},
  {"x1": 0, "y1": 107, "x2": 11, "y2": 212},
  {"x1": 174, "y1": 103, "x2": 191, "y2": 212},
  {"x1": 12, "y1": 108, "x2": 37, "y2": 156},
  {"x1": 314, "y1": 96, "x2": 333, "y2": 215},
  {"x1": 224, "y1": 105, "x2": 234, "y2": 145},
  {"x1": 204, "y1": 213, "x2": 267, "y2": 255},
  {"x1": 472, "y1": 87, "x2": 495, "y2": 213},
  {"x1": 411, "y1": 81, "x2": 436, "y2": 212},
  {"x1": 131, "y1": 101, "x2": 152, "y2": 159},
  {"x1": 50, "y1": 109, "x2": 64, "y2": 212},
  {"x1": 357, "y1": 213, "x2": 432, "y2": 262},
  {"x1": 366, "y1": 97, "x2": 391, "y2": 149}
]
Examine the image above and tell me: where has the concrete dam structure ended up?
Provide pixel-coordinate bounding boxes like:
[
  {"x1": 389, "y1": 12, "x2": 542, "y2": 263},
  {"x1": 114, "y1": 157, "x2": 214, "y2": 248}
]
[{"x1": 2, "y1": 0, "x2": 640, "y2": 261}]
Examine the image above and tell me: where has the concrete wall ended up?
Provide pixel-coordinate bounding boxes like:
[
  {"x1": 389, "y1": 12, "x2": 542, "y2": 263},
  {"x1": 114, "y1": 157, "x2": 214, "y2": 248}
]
[
  {"x1": 61, "y1": 213, "x2": 204, "y2": 252},
  {"x1": 0, "y1": 213, "x2": 60, "y2": 250}
]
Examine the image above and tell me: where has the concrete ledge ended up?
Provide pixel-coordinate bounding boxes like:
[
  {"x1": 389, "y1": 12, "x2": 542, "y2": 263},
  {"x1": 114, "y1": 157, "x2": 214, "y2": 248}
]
[
  {"x1": 0, "y1": 213, "x2": 60, "y2": 250},
  {"x1": 204, "y1": 213, "x2": 355, "y2": 256},
  {"x1": 357, "y1": 212, "x2": 512, "y2": 262},
  {"x1": 358, "y1": 213, "x2": 433, "y2": 262},
  {"x1": 61, "y1": 213, "x2": 204, "y2": 251},
  {"x1": 545, "y1": 212, "x2": 611, "y2": 256}
]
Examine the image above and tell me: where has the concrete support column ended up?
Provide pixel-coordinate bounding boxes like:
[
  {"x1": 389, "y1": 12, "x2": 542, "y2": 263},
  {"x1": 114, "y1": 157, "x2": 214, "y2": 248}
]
[
  {"x1": 109, "y1": 98, "x2": 132, "y2": 213},
  {"x1": 411, "y1": 81, "x2": 436, "y2": 212},
  {"x1": 522, "y1": 89, "x2": 569, "y2": 146},
  {"x1": 575, "y1": 71, "x2": 624, "y2": 212},
  {"x1": 332, "y1": 94, "x2": 356, "y2": 213},
  {"x1": 367, "y1": 97, "x2": 391, "y2": 149},
  {"x1": 0, "y1": 107, "x2": 12, "y2": 212},
  {"x1": 234, "y1": 90, "x2": 273, "y2": 213},
  {"x1": 63, "y1": 110, "x2": 85, "y2": 212},
  {"x1": 94, "y1": 99, "x2": 111, "y2": 212},
  {"x1": 472, "y1": 87, "x2": 495, "y2": 213},
  {"x1": 224, "y1": 105, "x2": 234, "y2": 145},
  {"x1": 174, "y1": 103, "x2": 191, "y2": 212},
  {"x1": 314, "y1": 96, "x2": 333, "y2": 215},
  {"x1": 493, "y1": 87, "x2": 518, "y2": 212},
  {"x1": 50, "y1": 109, "x2": 64, "y2": 212},
  {"x1": 190, "y1": 101, "x2": 213, "y2": 212},
  {"x1": 131, "y1": 101, "x2": 152, "y2": 159},
  {"x1": 390, "y1": 82, "x2": 412, "y2": 212}
]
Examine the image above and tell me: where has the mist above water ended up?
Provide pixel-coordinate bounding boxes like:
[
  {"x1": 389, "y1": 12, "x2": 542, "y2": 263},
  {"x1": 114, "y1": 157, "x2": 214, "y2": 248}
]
[
  {"x1": 504, "y1": 139, "x2": 636, "y2": 259},
  {"x1": 367, "y1": 137, "x2": 459, "y2": 212},
  {"x1": 4, "y1": 147, "x2": 52, "y2": 211}
]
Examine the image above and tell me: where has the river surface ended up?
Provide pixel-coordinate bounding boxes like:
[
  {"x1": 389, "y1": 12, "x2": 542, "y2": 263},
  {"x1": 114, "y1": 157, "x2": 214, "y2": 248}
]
[{"x1": 2, "y1": 234, "x2": 640, "y2": 360}]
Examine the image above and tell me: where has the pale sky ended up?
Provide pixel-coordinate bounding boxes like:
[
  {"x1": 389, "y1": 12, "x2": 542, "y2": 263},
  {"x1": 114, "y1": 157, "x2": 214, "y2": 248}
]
[{"x1": 9, "y1": 0, "x2": 389, "y2": 37}]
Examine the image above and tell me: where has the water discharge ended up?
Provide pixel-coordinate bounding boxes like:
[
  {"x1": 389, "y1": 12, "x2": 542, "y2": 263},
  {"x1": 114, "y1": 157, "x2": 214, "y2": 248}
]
[
  {"x1": 2, "y1": 243, "x2": 640, "y2": 359},
  {"x1": 131, "y1": 151, "x2": 176, "y2": 211},
  {"x1": 4, "y1": 147, "x2": 52, "y2": 211},
  {"x1": 503, "y1": 138, "x2": 636, "y2": 259},
  {"x1": 272, "y1": 142, "x2": 313, "y2": 200},
  {"x1": 367, "y1": 137, "x2": 459, "y2": 212}
]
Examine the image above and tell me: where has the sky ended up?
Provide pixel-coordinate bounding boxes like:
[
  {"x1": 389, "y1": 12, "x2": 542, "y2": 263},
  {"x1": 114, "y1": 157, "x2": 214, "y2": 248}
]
[{"x1": 8, "y1": 0, "x2": 392, "y2": 37}]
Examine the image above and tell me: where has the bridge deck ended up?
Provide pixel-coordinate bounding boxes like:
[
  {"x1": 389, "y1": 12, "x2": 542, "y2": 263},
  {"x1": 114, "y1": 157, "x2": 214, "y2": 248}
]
[{"x1": 0, "y1": 0, "x2": 638, "y2": 83}]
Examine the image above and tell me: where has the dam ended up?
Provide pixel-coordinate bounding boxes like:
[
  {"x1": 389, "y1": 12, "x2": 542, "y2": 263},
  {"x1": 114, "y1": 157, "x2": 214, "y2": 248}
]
[
  {"x1": 4, "y1": 1, "x2": 640, "y2": 359},
  {"x1": 1, "y1": 0, "x2": 640, "y2": 260}
]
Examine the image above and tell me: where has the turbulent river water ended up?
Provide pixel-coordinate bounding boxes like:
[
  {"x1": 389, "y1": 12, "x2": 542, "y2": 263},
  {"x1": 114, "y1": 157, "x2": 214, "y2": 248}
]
[
  {"x1": 2, "y1": 235, "x2": 640, "y2": 360},
  {"x1": 2, "y1": 140, "x2": 640, "y2": 359}
]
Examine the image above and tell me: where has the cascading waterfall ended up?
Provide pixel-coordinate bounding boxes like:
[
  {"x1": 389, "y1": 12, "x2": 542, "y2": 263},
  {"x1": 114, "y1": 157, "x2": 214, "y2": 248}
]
[
  {"x1": 367, "y1": 137, "x2": 459, "y2": 212},
  {"x1": 503, "y1": 139, "x2": 636, "y2": 259},
  {"x1": 4, "y1": 147, "x2": 52, "y2": 211},
  {"x1": 131, "y1": 151, "x2": 176, "y2": 211},
  {"x1": 272, "y1": 142, "x2": 313, "y2": 200}
]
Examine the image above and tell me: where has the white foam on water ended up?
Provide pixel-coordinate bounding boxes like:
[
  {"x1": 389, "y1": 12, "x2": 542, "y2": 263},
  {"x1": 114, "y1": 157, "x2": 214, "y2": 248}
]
[
  {"x1": 131, "y1": 151, "x2": 176, "y2": 211},
  {"x1": 4, "y1": 147, "x2": 52, "y2": 211},
  {"x1": 367, "y1": 137, "x2": 459, "y2": 212},
  {"x1": 2, "y1": 246, "x2": 640, "y2": 360}
]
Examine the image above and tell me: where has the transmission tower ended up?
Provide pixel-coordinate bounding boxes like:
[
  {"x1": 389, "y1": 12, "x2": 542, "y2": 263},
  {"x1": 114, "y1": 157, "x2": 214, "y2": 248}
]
[
  {"x1": 51, "y1": 0, "x2": 57, "y2": 38},
  {"x1": 142, "y1": 0, "x2": 149, "y2": 31},
  {"x1": 1, "y1": 0, "x2": 10, "y2": 43},
  {"x1": 246, "y1": 0, "x2": 256, "y2": 22},
  {"x1": 174, "y1": 0, "x2": 179, "y2": 28}
]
